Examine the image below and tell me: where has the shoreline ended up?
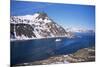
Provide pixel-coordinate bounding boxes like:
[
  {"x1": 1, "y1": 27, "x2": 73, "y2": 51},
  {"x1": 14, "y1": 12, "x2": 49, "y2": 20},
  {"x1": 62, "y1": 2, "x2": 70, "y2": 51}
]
[
  {"x1": 13, "y1": 46, "x2": 95, "y2": 66},
  {"x1": 10, "y1": 36, "x2": 73, "y2": 41}
]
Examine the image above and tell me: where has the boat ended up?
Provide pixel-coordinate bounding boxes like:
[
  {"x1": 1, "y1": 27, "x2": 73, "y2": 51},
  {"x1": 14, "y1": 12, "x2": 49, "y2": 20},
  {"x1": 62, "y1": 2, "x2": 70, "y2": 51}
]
[{"x1": 55, "y1": 39, "x2": 62, "y2": 42}]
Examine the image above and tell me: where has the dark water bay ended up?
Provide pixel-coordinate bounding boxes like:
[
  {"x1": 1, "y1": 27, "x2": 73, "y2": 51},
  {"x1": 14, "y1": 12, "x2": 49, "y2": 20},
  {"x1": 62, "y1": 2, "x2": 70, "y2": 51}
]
[{"x1": 11, "y1": 32, "x2": 95, "y2": 65}]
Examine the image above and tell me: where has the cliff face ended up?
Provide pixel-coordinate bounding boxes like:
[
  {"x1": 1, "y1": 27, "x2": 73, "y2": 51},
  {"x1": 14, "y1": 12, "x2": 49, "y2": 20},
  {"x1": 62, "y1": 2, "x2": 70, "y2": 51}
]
[{"x1": 10, "y1": 12, "x2": 72, "y2": 40}]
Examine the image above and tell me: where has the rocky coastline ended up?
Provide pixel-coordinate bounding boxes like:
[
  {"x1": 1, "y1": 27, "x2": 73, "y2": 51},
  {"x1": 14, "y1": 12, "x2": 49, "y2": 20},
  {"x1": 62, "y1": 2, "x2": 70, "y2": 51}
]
[{"x1": 13, "y1": 46, "x2": 95, "y2": 66}]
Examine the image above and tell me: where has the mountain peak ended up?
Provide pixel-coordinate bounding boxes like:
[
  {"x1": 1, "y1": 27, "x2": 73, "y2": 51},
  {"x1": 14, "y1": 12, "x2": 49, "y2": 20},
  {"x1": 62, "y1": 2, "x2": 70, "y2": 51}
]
[
  {"x1": 37, "y1": 12, "x2": 47, "y2": 15},
  {"x1": 35, "y1": 12, "x2": 48, "y2": 20}
]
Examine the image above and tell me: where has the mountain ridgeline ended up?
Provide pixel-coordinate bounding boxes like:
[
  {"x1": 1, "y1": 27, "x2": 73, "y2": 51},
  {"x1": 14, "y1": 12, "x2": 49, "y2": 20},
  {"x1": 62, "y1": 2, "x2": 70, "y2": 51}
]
[{"x1": 10, "y1": 12, "x2": 72, "y2": 40}]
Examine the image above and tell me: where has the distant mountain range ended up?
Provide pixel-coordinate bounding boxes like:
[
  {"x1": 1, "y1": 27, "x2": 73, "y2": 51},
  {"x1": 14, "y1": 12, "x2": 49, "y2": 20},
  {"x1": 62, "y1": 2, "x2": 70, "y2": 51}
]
[
  {"x1": 10, "y1": 12, "x2": 73, "y2": 40},
  {"x1": 66, "y1": 27, "x2": 95, "y2": 33}
]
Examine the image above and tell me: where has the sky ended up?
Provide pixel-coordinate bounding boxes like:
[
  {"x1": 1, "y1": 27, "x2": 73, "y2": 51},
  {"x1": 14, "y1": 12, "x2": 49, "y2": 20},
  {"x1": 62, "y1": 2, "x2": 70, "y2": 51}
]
[{"x1": 11, "y1": 1, "x2": 95, "y2": 30}]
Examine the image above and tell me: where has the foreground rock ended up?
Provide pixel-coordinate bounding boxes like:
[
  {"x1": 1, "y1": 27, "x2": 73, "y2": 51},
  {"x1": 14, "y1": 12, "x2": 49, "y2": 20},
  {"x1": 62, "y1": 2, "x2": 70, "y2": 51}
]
[
  {"x1": 66, "y1": 47, "x2": 95, "y2": 63},
  {"x1": 13, "y1": 46, "x2": 95, "y2": 66}
]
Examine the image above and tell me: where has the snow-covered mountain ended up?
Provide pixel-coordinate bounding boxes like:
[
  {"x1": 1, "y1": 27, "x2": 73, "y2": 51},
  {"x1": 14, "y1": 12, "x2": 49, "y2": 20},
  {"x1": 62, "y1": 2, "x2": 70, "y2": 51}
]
[{"x1": 10, "y1": 12, "x2": 72, "y2": 40}]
